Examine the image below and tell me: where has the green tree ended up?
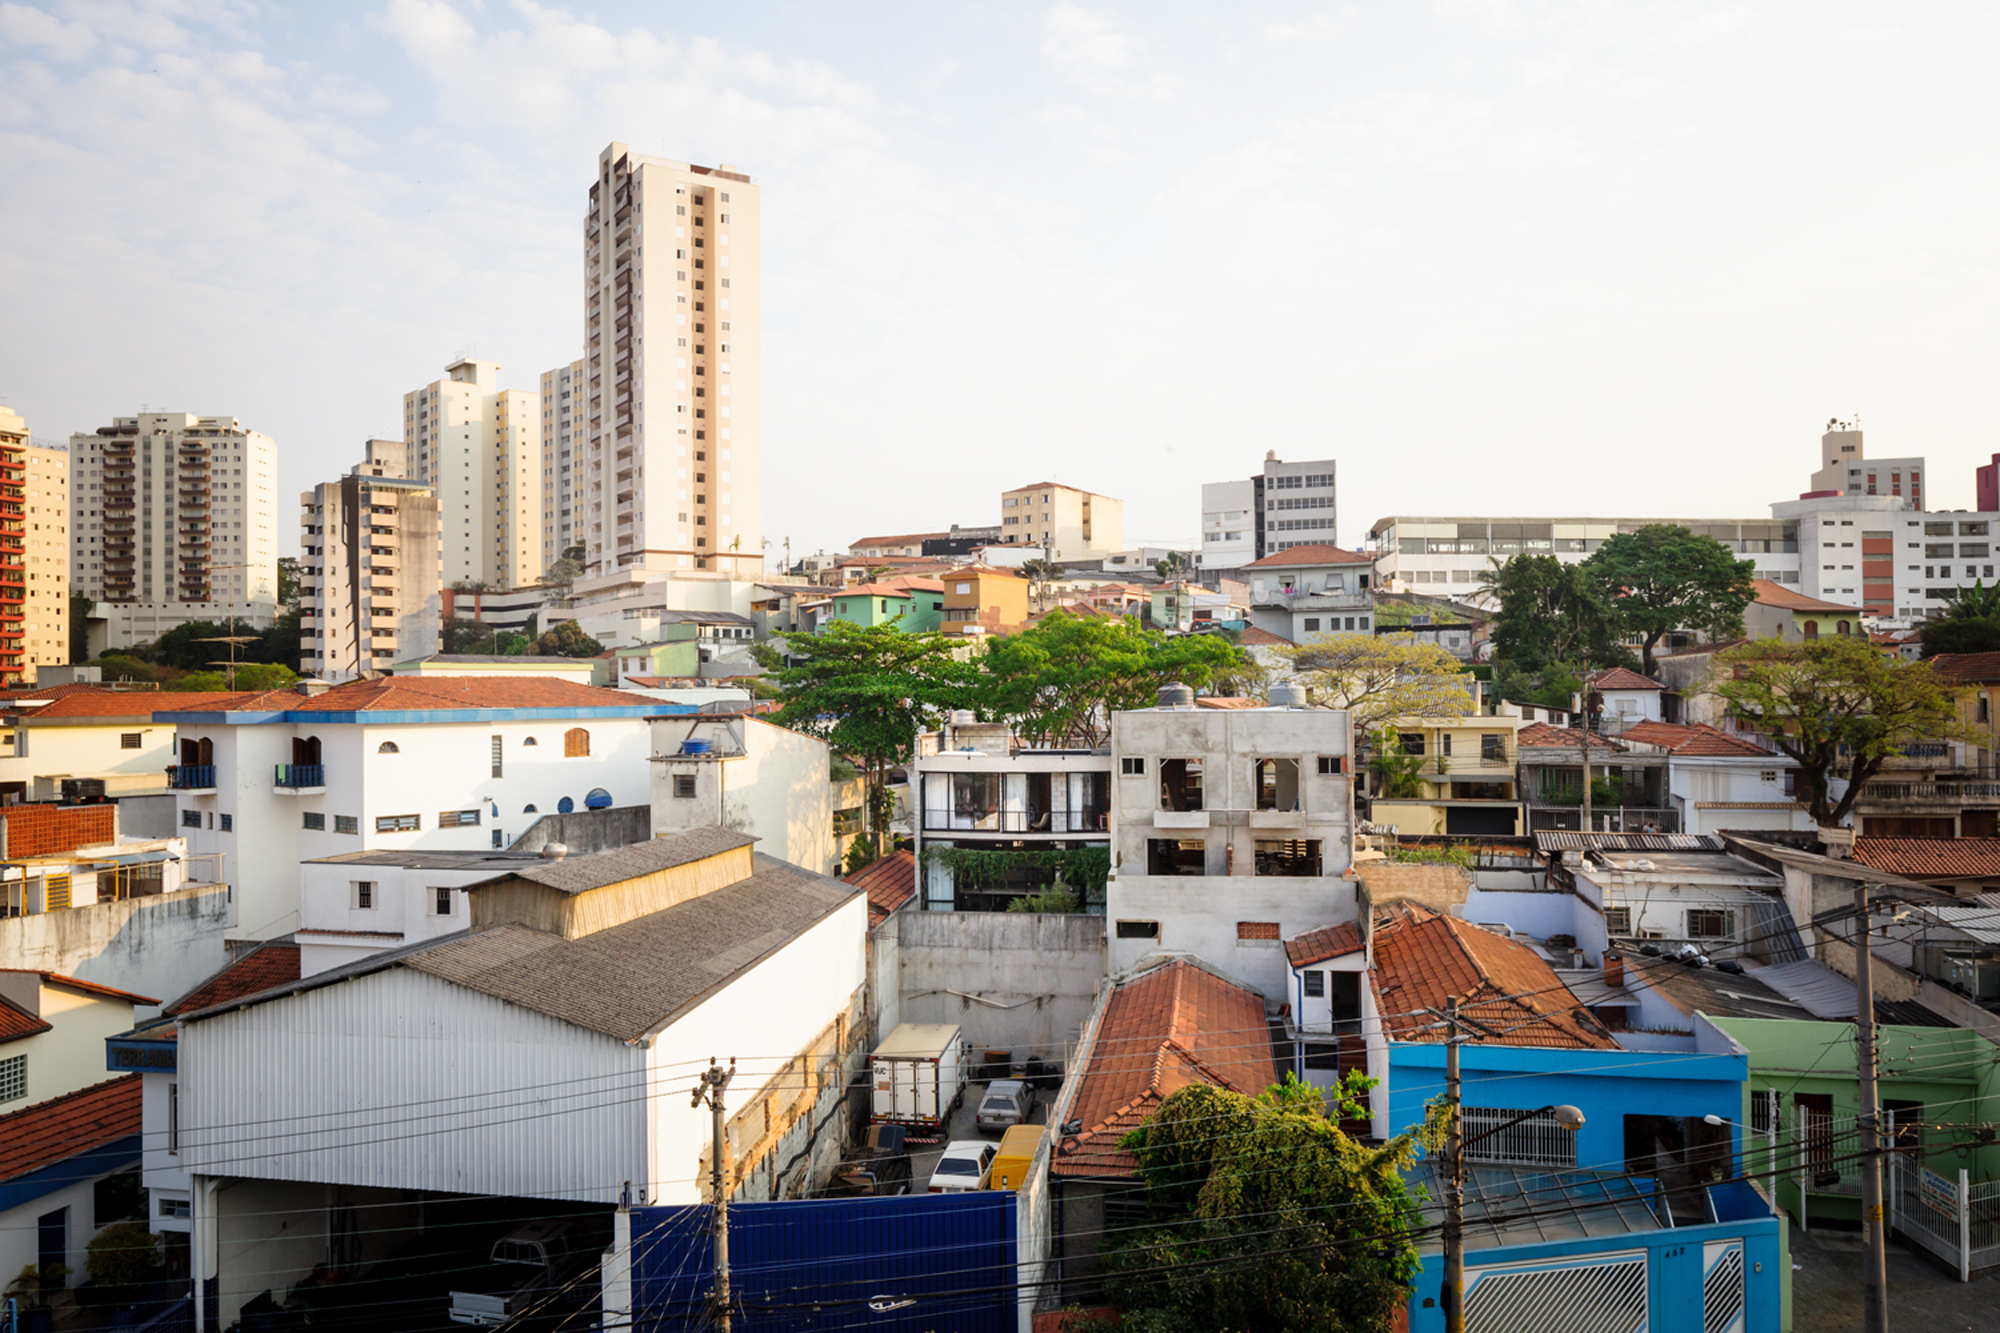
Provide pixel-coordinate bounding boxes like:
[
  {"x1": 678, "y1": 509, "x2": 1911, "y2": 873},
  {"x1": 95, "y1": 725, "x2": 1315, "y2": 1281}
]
[
  {"x1": 1098, "y1": 1076, "x2": 1426, "y2": 1333},
  {"x1": 84, "y1": 1221, "x2": 161, "y2": 1296},
  {"x1": 1484, "y1": 553, "x2": 1624, "y2": 672},
  {"x1": 138, "y1": 620, "x2": 239, "y2": 671},
  {"x1": 1365, "y1": 727, "x2": 1427, "y2": 799},
  {"x1": 975, "y1": 611, "x2": 1249, "y2": 747},
  {"x1": 541, "y1": 553, "x2": 585, "y2": 600},
  {"x1": 532, "y1": 619, "x2": 603, "y2": 658},
  {"x1": 276, "y1": 556, "x2": 302, "y2": 609},
  {"x1": 1275, "y1": 633, "x2": 1472, "y2": 732},
  {"x1": 1940, "y1": 578, "x2": 2000, "y2": 620},
  {"x1": 257, "y1": 608, "x2": 303, "y2": 672},
  {"x1": 771, "y1": 622, "x2": 971, "y2": 857},
  {"x1": 68, "y1": 592, "x2": 93, "y2": 665},
  {"x1": 1714, "y1": 637, "x2": 1976, "y2": 826},
  {"x1": 1921, "y1": 616, "x2": 2000, "y2": 658},
  {"x1": 167, "y1": 663, "x2": 298, "y2": 692},
  {"x1": 1154, "y1": 549, "x2": 1192, "y2": 580},
  {"x1": 442, "y1": 617, "x2": 496, "y2": 654},
  {"x1": 1018, "y1": 557, "x2": 1063, "y2": 613},
  {"x1": 1584, "y1": 524, "x2": 1755, "y2": 675}
]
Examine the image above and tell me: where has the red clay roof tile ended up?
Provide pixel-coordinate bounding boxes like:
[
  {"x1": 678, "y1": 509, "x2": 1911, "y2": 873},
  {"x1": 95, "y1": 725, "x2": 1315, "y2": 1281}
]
[
  {"x1": 846, "y1": 851, "x2": 916, "y2": 927},
  {"x1": 0, "y1": 997, "x2": 51, "y2": 1045},
  {"x1": 167, "y1": 943, "x2": 302, "y2": 1016},
  {"x1": 0, "y1": 1075, "x2": 141, "y2": 1184},
  {"x1": 1927, "y1": 652, "x2": 2000, "y2": 683},
  {"x1": 1516, "y1": 722, "x2": 1624, "y2": 752},
  {"x1": 1241, "y1": 544, "x2": 1376, "y2": 570},
  {"x1": 1851, "y1": 838, "x2": 2000, "y2": 879},
  {"x1": 1285, "y1": 922, "x2": 1364, "y2": 968},
  {"x1": 202, "y1": 676, "x2": 641, "y2": 715},
  {"x1": 1618, "y1": 720, "x2": 1769, "y2": 757},
  {"x1": 1749, "y1": 579, "x2": 1862, "y2": 614},
  {"x1": 1370, "y1": 904, "x2": 1617, "y2": 1050},
  {"x1": 1586, "y1": 667, "x2": 1665, "y2": 691}
]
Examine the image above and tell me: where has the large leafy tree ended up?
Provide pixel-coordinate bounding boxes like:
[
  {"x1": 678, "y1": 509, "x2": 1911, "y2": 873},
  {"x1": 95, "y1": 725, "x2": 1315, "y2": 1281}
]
[
  {"x1": 1585, "y1": 524, "x2": 1755, "y2": 675},
  {"x1": 1714, "y1": 637, "x2": 1976, "y2": 826},
  {"x1": 533, "y1": 619, "x2": 603, "y2": 658},
  {"x1": 1922, "y1": 578, "x2": 2000, "y2": 657},
  {"x1": 1275, "y1": 632, "x2": 1472, "y2": 733},
  {"x1": 974, "y1": 611, "x2": 1247, "y2": 747},
  {"x1": 1095, "y1": 1077, "x2": 1427, "y2": 1333},
  {"x1": 1484, "y1": 553, "x2": 1625, "y2": 671},
  {"x1": 771, "y1": 622, "x2": 972, "y2": 856}
]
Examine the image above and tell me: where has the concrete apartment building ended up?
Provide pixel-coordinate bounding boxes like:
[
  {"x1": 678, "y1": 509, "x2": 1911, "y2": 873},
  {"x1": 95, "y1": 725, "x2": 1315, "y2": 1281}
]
[
  {"x1": 1200, "y1": 452, "x2": 1338, "y2": 575},
  {"x1": 299, "y1": 439, "x2": 443, "y2": 681},
  {"x1": 1807, "y1": 420, "x2": 1923, "y2": 504},
  {"x1": 0, "y1": 408, "x2": 68, "y2": 681},
  {"x1": 539, "y1": 357, "x2": 586, "y2": 570},
  {"x1": 402, "y1": 359, "x2": 544, "y2": 589},
  {"x1": 577, "y1": 142, "x2": 763, "y2": 582},
  {"x1": 1000, "y1": 481, "x2": 1122, "y2": 559},
  {"x1": 68, "y1": 413, "x2": 280, "y2": 650}
]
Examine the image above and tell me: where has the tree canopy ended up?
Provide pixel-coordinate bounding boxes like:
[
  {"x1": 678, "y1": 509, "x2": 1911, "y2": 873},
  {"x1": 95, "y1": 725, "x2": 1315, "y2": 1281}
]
[
  {"x1": 976, "y1": 611, "x2": 1248, "y2": 747},
  {"x1": 1587, "y1": 524, "x2": 1755, "y2": 675},
  {"x1": 1275, "y1": 632, "x2": 1472, "y2": 732},
  {"x1": 533, "y1": 619, "x2": 603, "y2": 658},
  {"x1": 1921, "y1": 578, "x2": 2000, "y2": 657},
  {"x1": 1484, "y1": 553, "x2": 1625, "y2": 672},
  {"x1": 1094, "y1": 1076, "x2": 1426, "y2": 1333},
  {"x1": 1713, "y1": 637, "x2": 1975, "y2": 826}
]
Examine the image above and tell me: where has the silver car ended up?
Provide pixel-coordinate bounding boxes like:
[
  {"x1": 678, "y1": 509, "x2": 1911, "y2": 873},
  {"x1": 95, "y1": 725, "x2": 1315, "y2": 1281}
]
[{"x1": 974, "y1": 1079, "x2": 1034, "y2": 1132}]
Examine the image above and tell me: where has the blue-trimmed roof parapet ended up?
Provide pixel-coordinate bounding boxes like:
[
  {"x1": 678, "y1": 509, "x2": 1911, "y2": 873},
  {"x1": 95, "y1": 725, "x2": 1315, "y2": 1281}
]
[{"x1": 157, "y1": 705, "x2": 665, "y2": 726}]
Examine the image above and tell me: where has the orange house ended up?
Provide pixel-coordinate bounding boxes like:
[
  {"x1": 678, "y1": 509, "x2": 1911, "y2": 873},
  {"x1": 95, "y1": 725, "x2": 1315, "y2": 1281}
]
[{"x1": 940, "y1": 566, "x2": 1030, "y2": 637}]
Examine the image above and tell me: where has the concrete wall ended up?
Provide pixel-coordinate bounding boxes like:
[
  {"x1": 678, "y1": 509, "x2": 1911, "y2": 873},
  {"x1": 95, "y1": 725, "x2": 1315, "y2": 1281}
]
[
  {"x1": 0, "y1": 884, "x2": 229, "y2": 1008},
  {"x1": 508, "y1": 804, "x2": 652, "y2": 855},
  {"x1": 890, "y1": 911, "x2": 1106, "y2": 1063},
  {"x1": 1356, "y1": 862, "x2": 1471, "y2": 913},
  {"x1": 651, "y1": 717, "x2": 835, "y2": 876}
]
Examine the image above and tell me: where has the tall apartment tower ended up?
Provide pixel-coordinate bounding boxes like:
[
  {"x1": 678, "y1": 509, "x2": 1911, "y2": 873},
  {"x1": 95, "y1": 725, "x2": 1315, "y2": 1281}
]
[
  {"x1": 1200, "y1": 452, "x2": 1338, "y2": 576},
  {"x1": 581, "y1": 143, "x2": 762, "y2": 580},
  {"x1": 68, "y1": 413, "x2": 279, "y2": 647},
  {"x1": 0, "y1": 408, "x2": 68, "y2": 681},
  {"x1": 299, "y1": 439, "x2": 443, "y2": 680},
  {"x1": 999, "y1": 481, "x2": 1123, "y2": 559},
  {"x1": 540, "y1": 358, "x2": 586, "y2": 570},
  {"x1": 1807, "y1": 422, "x2": 1923, "y2": 505},
  {"x1": 402, "y1": 359, "x2": 544, "y2": 589}
]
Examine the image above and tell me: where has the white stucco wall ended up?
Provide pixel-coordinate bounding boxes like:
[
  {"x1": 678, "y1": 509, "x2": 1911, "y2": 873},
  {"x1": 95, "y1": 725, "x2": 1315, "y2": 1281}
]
[
  {"x1": 0, "y1": 716, "x2": 184, "y2": 792},
  {"x1": 0, "y1": 884, "x2": 229, "y2": 1007},
  {"x1": 651, "y1": 717, "x2": 835, "y2": 875},
  {"x1": 296, "y1": 860, "x2": 507, "y2": 977}
]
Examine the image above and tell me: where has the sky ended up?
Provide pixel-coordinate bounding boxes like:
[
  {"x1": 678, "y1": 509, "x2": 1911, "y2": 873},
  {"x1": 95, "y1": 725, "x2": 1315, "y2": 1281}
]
[{"x1": 4, "y1": 1, "x2": 1999, "y2": 570}]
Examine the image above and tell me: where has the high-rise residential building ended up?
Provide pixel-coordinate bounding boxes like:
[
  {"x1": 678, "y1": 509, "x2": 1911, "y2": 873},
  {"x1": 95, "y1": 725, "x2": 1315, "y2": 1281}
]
[
  {"x1": 998, "y1": 482, "x2": 1123, "y2": 559},
  {"x1": 68, "y1": 413, "x2": 279, "y2": 649},
  {"x1": 1200, "y1": 452, "x2": 1338, "y2": 575},
  {"x1": 402, "y1": 359, "x2": 544, "y2": 590},
  {"x1": 1806, "y1": 421, "x2": 1924, "y2": 504},
  {"x1": 540, "y1": 358, "x2": 586, "y2": 571},
  {"x1": 579, "y1": 143, "x2": 763, "y2": 581},
  {"x1": 299, "y1": 439, "x2": 442, "y2": 680},
  {"x1": 0, "y1": 408, "x2": 68, "y2": 681}
]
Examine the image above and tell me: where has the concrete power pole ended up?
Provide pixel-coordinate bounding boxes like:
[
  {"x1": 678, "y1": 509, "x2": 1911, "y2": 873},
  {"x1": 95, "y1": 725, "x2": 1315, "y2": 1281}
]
[
  {"x1": 1441, "y1": 997, "x2": 1465, "y2": 1333},
  {"x1": 693, "y1": 1059, "x2": 737, "y2": 1333},
  {"x1": 1852, "y1": 889, "x2": 1890, "y2": 1333}
]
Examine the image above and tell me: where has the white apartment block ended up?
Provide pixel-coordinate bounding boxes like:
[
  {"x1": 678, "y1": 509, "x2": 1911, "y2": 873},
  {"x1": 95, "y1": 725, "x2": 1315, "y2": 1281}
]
[
  {"x1": 540, "y1": 358, "x2": 586, "y2": 570},
  {"x1": 1807, "y1": 423, "x2": 1924, "y2": 505},
  {"x1": 68, "y1": 414, "x2": 279, "y2": 650},
  {"x1": 0, "y1": 408, "x2": 69, "y2": 680},
  {"x1": 1201, "y1": 452, "x2": 1338, "y2": 575},
  {"x1": 402, "y1": 359, "x2": 544, "y2": 590},
  {"x1": 299, "y1": 440, "x2": 443, "y2": 681},
  {"x1": 999, "y1": 481, "x2": 1123, "y2": 559},
  {"x1": 579, "y1": 143, "x2": 763, "y2": 582}
]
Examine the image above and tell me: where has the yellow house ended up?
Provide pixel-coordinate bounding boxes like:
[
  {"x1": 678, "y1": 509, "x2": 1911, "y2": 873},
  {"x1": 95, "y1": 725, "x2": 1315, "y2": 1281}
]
[
  {"x1": 1743, "y1": 579, "x2": 1864, "y2": 643},
  {"x1": 940, "y1": 566, "x2": 1031, "y2": 638},
  {"x1": 1368, "y1": 713, "x2": 1525, "y2": 837}
]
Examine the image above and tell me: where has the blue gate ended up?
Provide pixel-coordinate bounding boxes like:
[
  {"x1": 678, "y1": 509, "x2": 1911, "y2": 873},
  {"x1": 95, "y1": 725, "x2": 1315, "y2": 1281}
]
[{"x1": 630, "y1": 1192, "x2": 1017, "y2": 1332}]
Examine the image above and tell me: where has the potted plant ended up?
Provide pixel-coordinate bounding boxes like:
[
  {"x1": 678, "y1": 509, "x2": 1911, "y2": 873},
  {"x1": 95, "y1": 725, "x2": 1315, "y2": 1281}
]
[{"x1": 5, "y1": 1262, "x2": 71, "y2": 1333}]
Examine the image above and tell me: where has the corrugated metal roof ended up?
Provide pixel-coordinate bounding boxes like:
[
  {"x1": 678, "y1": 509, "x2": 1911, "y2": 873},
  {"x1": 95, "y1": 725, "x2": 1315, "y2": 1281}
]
[
  {"x1": 1923, "y1": 904, "x2": 2000, "y2": 946},
  {"x1": 1746, "y1": 960, "x2": 1858, "y2": 1019},
  {"x1": 1535, "y1": 832, "x2": 1724, "y2": 853},
  {"x1": 1742, "y1": 895, "x2": 1807, "y2": 964},
  {"x1": 1408, "y1": 1163, "x2": 1662, "y2": 1253}
]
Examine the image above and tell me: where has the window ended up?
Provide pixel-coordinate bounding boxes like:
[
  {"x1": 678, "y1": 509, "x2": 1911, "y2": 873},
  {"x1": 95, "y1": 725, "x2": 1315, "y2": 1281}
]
[
  {"x1": 1120, "y1": 757, "x2": 1146, "y2": 775},
  {"x1": 1604, "y1": 907, "x2": 1631, "y2": 935},
  {"x1": 1255, "y1": 839, "x2": 1322, "y2": 876},
  {"x1": 219, "y1": 814, "x2": 232, "y2": 832},
  {"x1": 1462, "y1": 1106, "x2": 1579, "y2": 1166},
  {"x1": 564, "y1": 728, "x2": 591, "y2": 757},
  {"x1": 1302, "y1": 970, "x2": 1326, "y2": 998},
  {"x1": 1303, "y1": 617, "x2": 1320, "y2": 632},
  {"x1": 167, "y1": 1083, "x2": 179, "y2": 1156},
  {"x1": 1318, "y1": 755, "x2": 1344, "y2": 775},
  {"x1": 1146, "y1": 838, "x2": 1207, "y2": 875},
  {"x1": 1237, "y1": 921, "x2": 1281, "y2": 941},
  {"x1": 352, "y1": 881, "x2": 375, "y2": 910},
  {"x1": 673, "y1": 775, "x2": 697, "y2": 798},
  {"x1": 523, "y1": 736, "x2": 538, "y2": 747},
  {"x1": 438, "y1": 810, "x2": 481, "y2": 828},
  {"x1": 120, "y1": 733, "x2": 142, "y2": 749},
  {"x1": 1115, "y1": 920, "x2": 1159, "y2": 939},
  {"x1": 377, "y1": 741, "x2": 400, "y2": 754},
  {"x1": 377, "y1": 813, "x2": 420, "y2": 833},
  {"x1": 523, "y1": 804, "x2": 538, "y2": 814},
  {"x1": 1159, "y1": 758, "x2": 1203, "y2": 811},
  {"x1": 1253, "y1": 757, "x2": 1300, "y2": 811},
  {"x1": 1481, "y1": 734, "x2": 1505, "y2": 763},
  {"x1": 1398, "y1": 732, "x2": 1425, "y2": 756},
  {"x1": 158, "y1": 1196, "x2": 189, "y2": 1219},
  {"x1": 491, "y1": 735, "x2": 504, "y2": 778},
  {"x1": 431, "y1": 887, "x2": 453, "y2": 917},
  {"x1": 181, "y1": 809, "x2": 200, "y2": 829},
  {"x1": 0, "y1": 1054, "x2": 24, "y2": 1104},
  {"x1": 1687, "y1": 908, "x2": 1735, "y2": 939},
  {"x1": 1750, "y1": 1088, "x2": 1777, "y2": 1134},
  {"x1": 335, "y1": 815, "x2": 358, "y2": 834},
  {"x1": 302, "y1": 811, "x2": 326, "y2": 831}
]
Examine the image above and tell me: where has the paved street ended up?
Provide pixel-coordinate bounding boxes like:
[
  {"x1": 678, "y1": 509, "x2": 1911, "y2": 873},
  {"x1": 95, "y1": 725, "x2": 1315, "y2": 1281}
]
[{"x1": 1790, "y1": 1224, "x2": 2000, "y2": 1333}]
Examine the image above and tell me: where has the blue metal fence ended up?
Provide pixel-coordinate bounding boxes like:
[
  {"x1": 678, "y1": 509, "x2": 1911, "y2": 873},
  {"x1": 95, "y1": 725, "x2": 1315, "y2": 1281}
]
[
  {"x1": 273, "y1": 764, "x2": 323, "y2": 788},
  {"x1": 166, "y1": 765, "x2": 214, "y2": 790},
  {"x1": 630, "y1": 1193, "x2": 1017, "y2": 1332}
]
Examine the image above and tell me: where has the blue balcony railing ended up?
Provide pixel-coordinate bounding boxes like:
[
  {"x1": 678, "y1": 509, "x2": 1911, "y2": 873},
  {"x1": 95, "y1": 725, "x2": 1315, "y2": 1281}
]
[
  {"x1": 166, "y1": 765, "x2": 214, "y2": 790},
  {"x1": 274, "y1": 764, "x2": 324, "y2": 789}
]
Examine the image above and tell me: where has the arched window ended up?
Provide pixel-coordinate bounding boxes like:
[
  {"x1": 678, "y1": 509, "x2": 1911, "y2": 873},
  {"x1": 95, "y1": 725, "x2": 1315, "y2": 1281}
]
[
  {"x1": 378, "y1": 741, "x2": 400, "y2": 754},
  {"x1": 522, "y1": 736, "x2": 538, "y2": 747},
  {"x1": 564, "y1": 728, "x2": 591, "y2": 757},
  {"x1": 557, "y1": 796, "x2": 574, "y2": 814},
  {"x1": 294, "y1": 735, "x2": 322, "y2": 765},
  {"x1": 523, "y1": 804, "x2": 538, "y2": 814},
  {"x1": 585, "y1": 788, "x2": 613, "y2": 810}
]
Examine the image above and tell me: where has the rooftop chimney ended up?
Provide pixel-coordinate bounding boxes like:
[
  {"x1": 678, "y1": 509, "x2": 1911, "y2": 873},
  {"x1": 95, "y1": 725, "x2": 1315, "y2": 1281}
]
[
  {"x1": 1604, "y1": 951, "x2": 1623, "y2": 988},
  {"x1": 295, "y1": 679, "x2": 333, "y2": 697}
]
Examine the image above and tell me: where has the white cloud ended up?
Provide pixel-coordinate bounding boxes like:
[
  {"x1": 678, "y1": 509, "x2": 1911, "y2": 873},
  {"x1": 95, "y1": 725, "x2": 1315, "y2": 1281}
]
[
  {"x1": 1041, "y1": 4, "x2": 1176, "y2": 99},
  {"x1": 0, "y1": 2, "x2": 97, "y2": 61},
  {"x1": 1264, "y1": 12, "x2": 1350, "y2": 42}
]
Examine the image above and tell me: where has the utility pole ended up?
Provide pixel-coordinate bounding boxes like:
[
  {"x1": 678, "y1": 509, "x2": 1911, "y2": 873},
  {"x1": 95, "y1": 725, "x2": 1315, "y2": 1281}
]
[
  {"x1": 1852, "y1": 886, "x2": 1889, "y2": 1333},
  {"x1": 1441, "y1": 997, "x2": 1465, "y2": 1333},
  {"x1": 692, "y1": 1058, "x2": 737, "y2": 1333},
  {"x1": 1579, "y1": 727, "x2": 1593, "y2": 835}
]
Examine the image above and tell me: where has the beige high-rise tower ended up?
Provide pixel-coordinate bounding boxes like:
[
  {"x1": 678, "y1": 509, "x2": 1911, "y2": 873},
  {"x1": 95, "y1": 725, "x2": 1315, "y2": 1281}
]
[
  {"x1": 299, "y1": 439, "x2": 443, "y2": 680},
  {"x1": 0, "y1": 408, "x2": 68, "y2": 681},
  {"x1": 580, "y1": 143, "x2": 762, "y2": 580},
  {"x1": 539, "y1": 358, "x2": 585, "y2": 571},
  {"x1": 402, "y1": 359, "x2": 544, "y2": 589}
]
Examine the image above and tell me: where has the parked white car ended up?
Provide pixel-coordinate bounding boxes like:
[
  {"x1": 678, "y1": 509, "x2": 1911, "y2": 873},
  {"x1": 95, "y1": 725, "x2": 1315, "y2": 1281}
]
[{"x1": 926, "y1": 1140, "x2": 997, "y2": 1193}]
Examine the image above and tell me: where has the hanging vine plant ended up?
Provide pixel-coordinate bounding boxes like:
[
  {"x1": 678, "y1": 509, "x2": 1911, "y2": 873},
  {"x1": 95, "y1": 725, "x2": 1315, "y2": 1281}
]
[{"x1": 921, "y1": 844, "x2": 1111, "y2": 898}]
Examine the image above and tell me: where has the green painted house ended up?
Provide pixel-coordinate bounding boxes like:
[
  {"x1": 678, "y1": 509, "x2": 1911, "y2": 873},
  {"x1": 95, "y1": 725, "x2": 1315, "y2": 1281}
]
[{"x1": 825, "y1": 580, "x2": 945, "y2": 633}]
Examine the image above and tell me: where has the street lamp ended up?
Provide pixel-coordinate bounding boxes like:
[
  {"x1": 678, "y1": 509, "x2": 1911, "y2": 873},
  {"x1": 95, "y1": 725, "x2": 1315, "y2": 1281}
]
[{"x1": 1442, "y1": 1099, "x2": 1585, "y2": 1333}]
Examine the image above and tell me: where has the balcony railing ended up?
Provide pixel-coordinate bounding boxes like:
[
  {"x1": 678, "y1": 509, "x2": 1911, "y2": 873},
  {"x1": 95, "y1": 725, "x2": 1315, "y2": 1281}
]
[
  {"x1": 167, "y1": 765, "x2": 216, "y2": 791},
  {"x1": 274, "y1": 764, "x2": 324, "y2": 790},
  {"x1": 921, "y1": 808, "x2": 1111, "y2": 834},
  {"x1": 1858, "y1": 780, "x2": 2000, "y2": 804}
]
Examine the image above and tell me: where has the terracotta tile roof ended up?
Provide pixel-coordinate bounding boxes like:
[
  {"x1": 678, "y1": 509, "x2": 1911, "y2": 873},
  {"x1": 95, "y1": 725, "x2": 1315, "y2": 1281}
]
[
  {"x1": 194, "y1": 676, "x2": 645, "y2": 716},
  {"x1": 1750, "y1": 579, "x2": 1862, "y2": 614},
  {"x1": 1241, "y1": 544, "x2": 1376, "y2": 570},
  {"x1": 847, "y1": 531, "x2": 953, "y2": 549},
  {"x1": 0, "y1": 971, "x2": 160, "y2": 1006},
  {"x1": 166, "y1": 942, "x2": 302, "y2": 1016},
  {"x1": 11, "y1": 690, "x2": 261, "y2": 720},
  {"x1": 1053, "y1": 960, "x2": 1276, "y2": 1179},
  {"x1": 0, "y1": 1075, "x2": 141, "y2": 1185},
  {"x1": 1286, "y1": 922, "x2": 1364, "y2": 967},
  {"x1": 1370, "y1": 904, "x2": 1618, "y2": 1050},
  {"x1": 846, "y1": 850, "x2": 916, "y2": 927},
  {"x1": 1586, "y1": 667, "x2": 1665, "y2": 691},
  {"x1": 1516, "y1": 722, "x2": 1623, "y2": 753},
  {"x1": 1851, "y1": 838, "x2": 2000, "y2": 879},
  {"x1": 1926, "y1": 651, "x2": 2000, "y2": 683},
  {"x1": 0, "y1": 996, "x2": 51, "y2": 1045},
  {"x1": 1235, "y1": 626, "x2": 1290, "y2": 646},
  {"x1": 1618, "y1": 720, "x2": 1769, "y2": 757},
  {"x1": 881, "y1": 577, "x2": 946, "y2": 593},
  {"x1": 834, "y1": 583, "x2": 917, "y2": 599}
]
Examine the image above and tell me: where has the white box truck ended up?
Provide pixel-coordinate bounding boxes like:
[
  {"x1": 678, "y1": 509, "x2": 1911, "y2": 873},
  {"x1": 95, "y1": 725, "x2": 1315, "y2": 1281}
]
[{"x1": 871, "y1": 1022, "x2": 967, "y2": 1134}]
